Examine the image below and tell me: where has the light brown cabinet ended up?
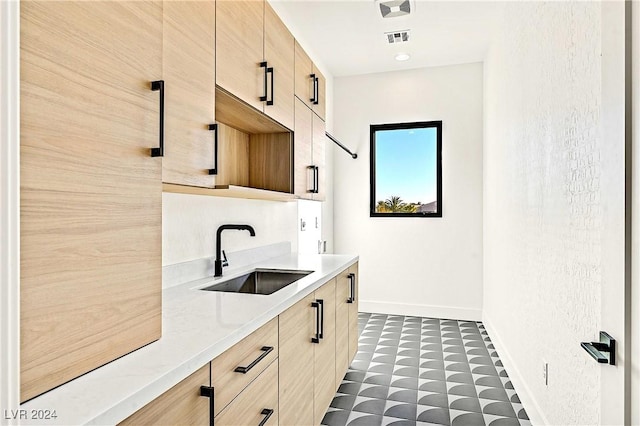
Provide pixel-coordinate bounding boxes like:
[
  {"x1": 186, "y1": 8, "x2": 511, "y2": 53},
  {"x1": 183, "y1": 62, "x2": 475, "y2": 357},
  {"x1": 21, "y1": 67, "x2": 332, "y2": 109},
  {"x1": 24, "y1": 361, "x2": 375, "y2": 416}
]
[
  {"x1": 216, "y1": 0, "x2": 294, "y2": 129},
  {"x1": 294, "y1": 97, "x2": 326, "y2": 200},
  {"x1": 161, "y1": 1, "x2": 217, "y2": 188},
  {"x1": 314, "y1": 280, "x2": 337, "y2": 425},
  {"x1": 20, "y1": 1, "x2": 162, "y2": 402},
  {"x1": 119, "y1": 365, "x2": 210, "y2": 426},
  {"x1": 348, "y1": 263, "x2": 360, "y2": 363},
  {"x1": 294, "y1": 41, "x2": 326, "y2": 121}
]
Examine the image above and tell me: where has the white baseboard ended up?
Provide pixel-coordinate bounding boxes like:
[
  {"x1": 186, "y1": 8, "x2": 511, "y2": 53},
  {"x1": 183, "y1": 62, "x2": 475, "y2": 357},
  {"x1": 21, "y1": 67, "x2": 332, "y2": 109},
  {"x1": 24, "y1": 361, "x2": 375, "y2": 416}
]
[
  {"x1": 483, "y1": 313, "x2": 548, "y2": 426},
  {"x1": 359, "y1": 300, "x2": 482, "y2": 322}
]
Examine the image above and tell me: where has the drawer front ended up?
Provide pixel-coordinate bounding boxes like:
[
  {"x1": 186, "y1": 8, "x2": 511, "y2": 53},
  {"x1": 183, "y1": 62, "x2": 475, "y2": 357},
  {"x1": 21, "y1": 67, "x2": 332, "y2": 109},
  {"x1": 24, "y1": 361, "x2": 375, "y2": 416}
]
[
  {"x1": 212, "y1": 317, "x2": 278, "y2": 415},
  {"x1": 215, "y1": 359, "x2": 279, "y2": 426}
]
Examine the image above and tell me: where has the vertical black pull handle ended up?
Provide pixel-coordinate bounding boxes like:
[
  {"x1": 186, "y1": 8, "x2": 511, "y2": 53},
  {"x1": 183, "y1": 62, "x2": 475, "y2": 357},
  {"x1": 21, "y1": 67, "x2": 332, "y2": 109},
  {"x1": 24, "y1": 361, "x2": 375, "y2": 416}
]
[
  {"x1": 150, "y1": 80, "x2": 164, "y2": 157},
  {"x1": 260, "y1": 62, "x2": 268, "y2": 102},
  {"x1": 311, "y1": 301, "x2": 320, "y2": 343},
  {"x1": 267, "y1": 67, "x2": 274, "y2": 106},
  {"x1": 313, "y1": 76, "x2": 319, "y2": 105},
  {"x1": 314, "y1": 166, "x2": 319, "y2": 194},
  {"x1": 309, "y1": 73, "x2": 316, "y2": 104},
  {"x1": 200, "y1": 386, "x2": 215, "y2": 426},
  {"x1": 347, "y1": 273, "x2": 355, "y2": 303},
  {"x1": 208, "y1": 123, "x2": 218, "y2": 175},
  {"x1": 258, "y1": 408, "x2": 274, "y2": 426},
  {"x1": 307, "y1": 165, "x2": 317, "y2": 193},
  {"x1": 317, "y1": 299, "x2": 324, "y2": 339}
]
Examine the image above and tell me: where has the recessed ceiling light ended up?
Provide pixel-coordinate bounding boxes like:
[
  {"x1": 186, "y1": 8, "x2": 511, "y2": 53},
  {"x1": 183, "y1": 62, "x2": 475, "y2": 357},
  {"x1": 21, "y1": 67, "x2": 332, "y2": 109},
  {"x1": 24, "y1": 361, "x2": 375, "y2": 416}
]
[{"x1": 395, "y1": 53, "x2": 411, "y2": 61}]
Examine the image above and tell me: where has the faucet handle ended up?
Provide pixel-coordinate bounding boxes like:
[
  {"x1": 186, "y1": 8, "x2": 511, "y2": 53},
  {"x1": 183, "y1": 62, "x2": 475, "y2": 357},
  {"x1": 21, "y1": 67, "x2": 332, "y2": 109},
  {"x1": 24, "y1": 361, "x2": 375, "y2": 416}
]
[{"x1": 222, "y1": 250, "x2": 229, "y2": 267}]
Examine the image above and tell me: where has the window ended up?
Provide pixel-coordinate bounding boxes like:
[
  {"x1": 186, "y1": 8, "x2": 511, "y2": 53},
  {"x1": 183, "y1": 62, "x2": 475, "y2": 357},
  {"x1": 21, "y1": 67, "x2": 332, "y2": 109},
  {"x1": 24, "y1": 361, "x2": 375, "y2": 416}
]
[{"x1": 370, "y1": 121, "x2": 442, "y2": 217}]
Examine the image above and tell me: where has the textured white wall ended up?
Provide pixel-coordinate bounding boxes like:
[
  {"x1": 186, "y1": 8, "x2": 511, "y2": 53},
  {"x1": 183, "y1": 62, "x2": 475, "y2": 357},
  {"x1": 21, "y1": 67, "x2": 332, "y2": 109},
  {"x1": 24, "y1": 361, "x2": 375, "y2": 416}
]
[
  {"x1": 163, "y1": 193, "x2": 298, "y2": 266},
  {"x1": 333, "y1": 63, "x2": 484, "y2": 321},
  {"x1": 483, "y1": 2, "x2": 602, "y2": 424}
]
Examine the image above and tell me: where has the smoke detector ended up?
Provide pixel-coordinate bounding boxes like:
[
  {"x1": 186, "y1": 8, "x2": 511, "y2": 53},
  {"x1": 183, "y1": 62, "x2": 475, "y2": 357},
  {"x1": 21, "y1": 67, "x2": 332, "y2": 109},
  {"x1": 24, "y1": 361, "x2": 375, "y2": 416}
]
[
  {"x1": 375, "y1": 0, "x2": 413, "y2": 19},
  {"x1": 384, "y1": 30, "x2": 410, "y2": 44}
]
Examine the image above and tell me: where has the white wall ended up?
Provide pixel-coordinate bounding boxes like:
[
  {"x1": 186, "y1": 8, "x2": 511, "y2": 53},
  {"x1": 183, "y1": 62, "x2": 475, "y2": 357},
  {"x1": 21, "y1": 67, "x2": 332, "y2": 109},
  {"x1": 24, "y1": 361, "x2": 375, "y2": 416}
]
[
  {"x1": 163, "y1": 193, "x2": 298, "y2": 266},
  {"x1": 483, "y1": 2, "x2": 603, "y2": 424},
  {"x1": 333, "y1": 63, "x2": 484, "y2": 321}
]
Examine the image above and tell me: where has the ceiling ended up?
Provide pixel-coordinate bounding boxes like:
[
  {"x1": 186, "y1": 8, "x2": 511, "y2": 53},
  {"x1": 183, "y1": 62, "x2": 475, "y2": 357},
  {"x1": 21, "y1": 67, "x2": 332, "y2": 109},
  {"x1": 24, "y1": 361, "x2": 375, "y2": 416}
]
[{"x1": 270, "y1": 0, "x2": 500, "y2": 77}]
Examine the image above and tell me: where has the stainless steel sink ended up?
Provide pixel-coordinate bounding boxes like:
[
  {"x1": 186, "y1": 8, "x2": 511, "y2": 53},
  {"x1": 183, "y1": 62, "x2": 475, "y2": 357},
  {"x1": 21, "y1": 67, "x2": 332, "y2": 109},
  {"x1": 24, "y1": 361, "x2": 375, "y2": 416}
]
[{"x1": 201, "y1": 269, "x2": 313, "y2": 295}]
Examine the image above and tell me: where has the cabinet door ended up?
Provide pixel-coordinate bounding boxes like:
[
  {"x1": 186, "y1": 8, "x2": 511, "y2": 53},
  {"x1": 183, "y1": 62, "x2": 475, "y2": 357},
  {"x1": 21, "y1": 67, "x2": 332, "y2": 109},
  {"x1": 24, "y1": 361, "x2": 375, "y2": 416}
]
[
  {"x1": 314, "y1": 280, "x2": 337, "y2": 425},
  {"x1": 294, "y1": 97, "x2": 313, "y2": 199},
  {"x1": 264, "y1": 2, "x2": 294, "y2": 130},
  {"x1": 216, "y1": 360, "x2": 279, "y2": 426},
  {"x1": 279, "y1": 293, "x2": 315, "y2": 425},
  {"x1": 294, "y1": 40, "x2": 314, "y2": 108},
  {"x1": 119, "y1": 365, "x2": 210, "y2": 426},
  {"x1": 335, "y1": 268, "x2": 351, "y2": 388},
  {"x1": 20, "y1": 1, "x2": 162, "y2": 402},
  {"x1": 312, "y1": 66, "x2": 326, "y2": 121},
  {"x1": 348, "y1": 263, "x2": 360, "y2": 363},
  {"x1": 162, "y1": 1, "x2": 216, "y2": 187},
  {"x1": 216, "y1": 0, "x2": 264, "y2": 111},
  {"x1": 312, "y1": 112, "x2": 326, "y2": 201}
]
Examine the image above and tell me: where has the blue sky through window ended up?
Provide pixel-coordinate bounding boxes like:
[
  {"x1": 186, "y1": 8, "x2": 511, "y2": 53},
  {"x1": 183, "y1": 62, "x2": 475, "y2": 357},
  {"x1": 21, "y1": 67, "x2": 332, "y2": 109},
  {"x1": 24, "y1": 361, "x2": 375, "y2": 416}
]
[{"x1": 375, "y1": 127, "x2": 437, "y2": 205}]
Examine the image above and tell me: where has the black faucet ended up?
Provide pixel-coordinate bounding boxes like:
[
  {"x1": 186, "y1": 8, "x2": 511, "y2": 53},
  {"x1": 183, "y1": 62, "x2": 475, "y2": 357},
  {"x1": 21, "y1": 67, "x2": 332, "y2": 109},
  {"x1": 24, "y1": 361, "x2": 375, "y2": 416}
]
[{"x1": 215, "y1": 224, "x2": 256, "y2": 277}]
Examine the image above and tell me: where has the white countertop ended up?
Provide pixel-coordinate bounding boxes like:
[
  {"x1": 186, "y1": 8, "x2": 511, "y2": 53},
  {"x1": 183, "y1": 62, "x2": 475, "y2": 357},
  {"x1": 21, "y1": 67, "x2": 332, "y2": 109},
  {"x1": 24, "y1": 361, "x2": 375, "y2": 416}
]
[{"x1": 20, "y1": 253, "x2": 358, "y2": 425}]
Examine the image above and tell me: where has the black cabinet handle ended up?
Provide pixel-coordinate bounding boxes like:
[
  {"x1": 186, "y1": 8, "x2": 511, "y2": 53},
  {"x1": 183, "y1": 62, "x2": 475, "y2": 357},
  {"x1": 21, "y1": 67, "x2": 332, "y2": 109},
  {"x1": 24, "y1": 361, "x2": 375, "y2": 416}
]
[
  {"x1": 347, "y1": 273, "x2": 356, "y2": 303},
  {"x1": 267, "y1": 67, "x2": 274, "y2": 106},
  {"x1": 234, "y1": 346, "x2": 274, "y2": 374},
  {"x1": 317, "y1": 299, "x2": 324, "y2": 339},
  {"x1": 311, "y1": 301, "x2": 320, "y2": 343},
  {"x1": 208, "y1": 123, "x2": 218, "y2": 175},
  {"x1": 581, "y1": 331, "x2": 616, "y2": 365},
  {"x1": 307, "y1": 165, "x2": 317, "y2": 193},
  {"x1": 150, "y1": 80, "x2": 164, "y2": 157},
  {"x1": 314, "y1": 166, "x2": 319, "y2": 194},
  {"x1": 258, "y1": 408, "x2": 274, "y2": 426},
  {"x1": 313, "y1": 76, "x2": 319, "y2": 105},
  {"x1": 260, "y1": 62, "x2": 268, "y2": 102},
  {"x1": 200, "y1": 386, "x2": 215, "y2": 426},
  {"x1": 309, "y1": 73, "x2": 316, "y2": 104}
]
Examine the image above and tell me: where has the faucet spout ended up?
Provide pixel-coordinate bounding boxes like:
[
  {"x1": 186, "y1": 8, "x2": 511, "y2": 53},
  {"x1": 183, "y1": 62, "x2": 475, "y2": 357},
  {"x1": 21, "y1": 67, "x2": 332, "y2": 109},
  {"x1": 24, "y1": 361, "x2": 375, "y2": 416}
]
[{"x1": 215, "y1": 224, "x2": 256, "y2": 277}]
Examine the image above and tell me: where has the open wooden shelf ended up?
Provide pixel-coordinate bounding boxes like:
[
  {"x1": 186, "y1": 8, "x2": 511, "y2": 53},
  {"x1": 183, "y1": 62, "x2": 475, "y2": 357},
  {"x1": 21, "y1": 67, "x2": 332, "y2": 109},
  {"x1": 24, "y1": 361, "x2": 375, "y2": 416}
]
[{"x1": 163, "y1": 183, "x2": 297, "y2": 202}]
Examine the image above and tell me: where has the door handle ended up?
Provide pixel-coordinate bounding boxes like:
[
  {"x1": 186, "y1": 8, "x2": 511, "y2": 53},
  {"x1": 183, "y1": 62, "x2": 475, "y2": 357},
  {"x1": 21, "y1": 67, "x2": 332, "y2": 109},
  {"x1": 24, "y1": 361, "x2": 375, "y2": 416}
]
[
  {"x1": 150, "y1": 80, "x2": 164, "y2": 157},
  {"x1": 260, "y1": 62, "x2": 268, "y2": 102},
  {"x1": 208, "y1": 123, "x2": 218, "y2": 175},
  {"x1": 581, "y1": 331, "x2": 615, "y2": 365},
  {"x1": 267, "y1": 67, "x2": 274, "y2": 106},
  {"x1": 309, "y1": 73, "x2": 317, "y2": 104},
  {"x1": 311, "y1": 301, "x2": 320, "y2": 343},
  {"x1": 200, "y1": 386, "x2": 215, "y2": 426},
  {"x1": 234, "y1": 346, "x2": 273, "y2": 374},
  {"x1": 258, "y1": 408, "x2": 274, "y2": 426},
  {"x1": 347, "y1": 273, "x2": 356, "y2": 303}
]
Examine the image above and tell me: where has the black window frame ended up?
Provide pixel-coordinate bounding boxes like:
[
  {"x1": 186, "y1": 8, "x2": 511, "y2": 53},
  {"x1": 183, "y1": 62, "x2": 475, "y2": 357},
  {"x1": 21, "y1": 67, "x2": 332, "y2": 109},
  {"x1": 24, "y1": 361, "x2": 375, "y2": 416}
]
[{"x1": 370, "y1": 120, "x2": 443, "y2": 218}]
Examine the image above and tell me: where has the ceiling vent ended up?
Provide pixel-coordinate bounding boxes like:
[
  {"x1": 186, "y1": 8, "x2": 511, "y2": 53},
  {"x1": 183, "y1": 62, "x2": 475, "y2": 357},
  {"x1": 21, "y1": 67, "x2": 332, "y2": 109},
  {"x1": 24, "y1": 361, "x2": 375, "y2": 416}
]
[
  {"x1": 376, "y1": 0, "x2": 412, "y2": 19},
  {"x1": 384, "y1": 30, "x2": 410, "y2": 44}
]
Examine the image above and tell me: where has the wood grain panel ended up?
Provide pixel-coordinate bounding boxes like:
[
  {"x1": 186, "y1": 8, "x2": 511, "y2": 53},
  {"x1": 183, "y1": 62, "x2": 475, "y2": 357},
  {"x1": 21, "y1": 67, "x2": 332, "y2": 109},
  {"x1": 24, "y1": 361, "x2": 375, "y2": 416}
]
[
  {"x1": 162, "y1": 1, "x2": 216, "y2": 188},
  {"x1": 294, "y1": 40, "x2": 313, "y2": 108},
  {"x1": 215, "y1": 123, "x2": 250, "y2": 187},
  {"x1": 216, "y1": 87, "x2": 290, "y2": 134},
  {"x1": 215, "y1": 360, "x2": 279, "y2": 426},
  {"x1": 349, "y1": 262, "x2": 360, "y2": 363},
  {"x1": 20, "y1": 1, "x2": 162, "y2": 402},
  {"x1": 278, "y1": 293, "x2": 315, "y2": 426},
  {"x1": 264, "y1": 2, "x2": 294, "y2": 130},
  {"x1": 119, "y1": 365, "x2": 210, "y2": 426},
  {"x1": 335, "y1": 268, "x2": 351, "y2": 389},
  {"x1": 312, "y1": 111, "x2": 326, "y2": 201},
  {"x1": 312, "y1": 66, "x2": 326, "y2": 121},
  {"x1": 314, "y1": 280, "x2": 336, "y2": 425},
  {"x1": 294, "y1": 97, "x2": 313, "y2": 199},
  {"x1": 216, "y1": 0, "x2": 264, "y2": 111},
  {"x1": 211, "y1": 318, "x2": 278, "y2": 416},
  {"x1": 249, "y1": 133, "x2": 292, "y2": 193}
]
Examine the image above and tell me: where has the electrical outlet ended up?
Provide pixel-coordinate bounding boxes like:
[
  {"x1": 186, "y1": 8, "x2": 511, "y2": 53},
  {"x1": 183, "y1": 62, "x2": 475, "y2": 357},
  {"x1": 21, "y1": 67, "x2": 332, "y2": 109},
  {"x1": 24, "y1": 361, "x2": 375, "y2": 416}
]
[
  {"x1": 542, "y1": 361, "x2": 548, "y2": 386},
  {"x1": 300, "y1": 219, "x2": 306, "y2": 231}
]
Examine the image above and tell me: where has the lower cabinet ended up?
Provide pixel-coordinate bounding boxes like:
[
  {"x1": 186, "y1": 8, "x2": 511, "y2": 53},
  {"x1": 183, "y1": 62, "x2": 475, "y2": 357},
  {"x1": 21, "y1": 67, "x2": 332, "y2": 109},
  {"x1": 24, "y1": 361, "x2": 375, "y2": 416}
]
[
  {"x1": 120, "y1": 263, "x2": 359, "y2": 426},
  {"x1": 119, "y1": 365, "x2": 210, "y2": 425}
]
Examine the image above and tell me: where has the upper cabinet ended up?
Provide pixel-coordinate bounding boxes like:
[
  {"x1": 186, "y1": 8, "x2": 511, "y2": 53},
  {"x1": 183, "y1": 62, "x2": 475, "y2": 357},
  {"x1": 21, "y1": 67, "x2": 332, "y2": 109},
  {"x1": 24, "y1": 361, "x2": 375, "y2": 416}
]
[
  {"x1": 20, "y1": 1, "x2": 162, "y2": 402},
  {"x1": 294, "y1": 41, "x2": 326, "y2": 121},
  {"x1": 216, "y1": 0, "x2": 295, "y2": 130},
  {"x1": 162, "y1": 1, "x2": 217, "y2": 188},
  {"x1": 294, "y1": 98, "x2": 326, "y2": 201}
]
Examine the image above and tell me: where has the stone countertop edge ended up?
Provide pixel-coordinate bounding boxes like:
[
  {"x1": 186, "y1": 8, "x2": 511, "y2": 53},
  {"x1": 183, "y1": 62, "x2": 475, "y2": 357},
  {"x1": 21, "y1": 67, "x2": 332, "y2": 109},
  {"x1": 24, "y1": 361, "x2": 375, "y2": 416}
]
[{"x1": 20, "y1": 253, "x2": 359, "y2": 426}]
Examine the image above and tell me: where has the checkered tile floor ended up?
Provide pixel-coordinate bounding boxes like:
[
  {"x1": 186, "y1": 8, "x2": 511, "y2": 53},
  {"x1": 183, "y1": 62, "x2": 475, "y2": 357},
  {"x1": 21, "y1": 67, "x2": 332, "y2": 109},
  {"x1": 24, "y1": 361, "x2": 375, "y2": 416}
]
[{"x1": 322, "y1": 313, "x2": 530, "y2": 426}]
